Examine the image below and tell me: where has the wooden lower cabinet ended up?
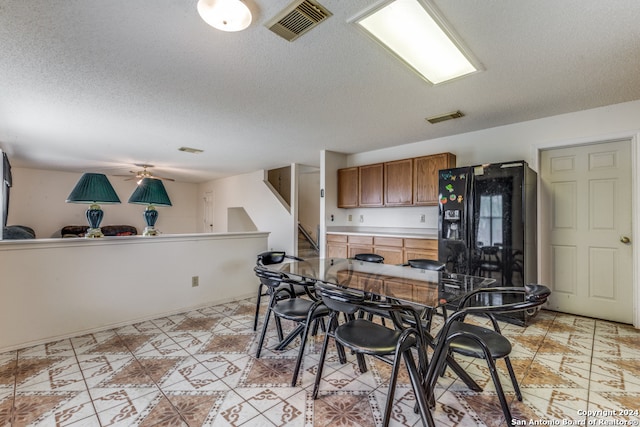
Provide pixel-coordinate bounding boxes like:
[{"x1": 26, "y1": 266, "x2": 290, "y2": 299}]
[
  {"x1": 346, "y1": 235, "x2": 374, "y2": 258},
  {"x1": 333, "y1": 273, "x2": 440, "y2": 307},
  {"x1": 374, "y1": 246, "x2": 404, "y2": 265},
  {"x1": 403, "y1": 238, "x2": 438, "y2": 263},
  {"x1": 326, "y1": 233, "x2": 437, "y2": 264},
  {"x1": 326, "y1": 234, "x2": 347, "y2": 258},
  {"x1": 348, "y1": 245, "x2": 374, "y2": 258},
  {"x1": 373, "y1": 236, "x2": 404, "y2": 265}
]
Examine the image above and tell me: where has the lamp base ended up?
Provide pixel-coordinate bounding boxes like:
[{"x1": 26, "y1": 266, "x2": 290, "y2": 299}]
[
  {"x1": 85, "y1": 204, "x2": 105, "y2": 238},
  {"x1": 85, "y1": 227, "x2": 104, "y2": 238},
  {"x1": 142, "y1": 226, "x2": 159, "y2": 236}
]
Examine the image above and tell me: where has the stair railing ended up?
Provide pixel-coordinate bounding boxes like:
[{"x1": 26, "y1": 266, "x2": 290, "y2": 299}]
[{"x1": 298, "y1": 222, "x2": 319, "y2": 253}]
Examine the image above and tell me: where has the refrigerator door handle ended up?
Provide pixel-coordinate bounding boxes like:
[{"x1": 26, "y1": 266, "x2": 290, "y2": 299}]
[{"x1": 466, "y1": 171, "x2": 475, "y2": 275}]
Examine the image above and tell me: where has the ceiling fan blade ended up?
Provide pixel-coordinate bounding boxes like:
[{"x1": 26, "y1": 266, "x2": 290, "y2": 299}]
[{"x1": 155, "y1": 176, "x2": 176, "y2": 182}]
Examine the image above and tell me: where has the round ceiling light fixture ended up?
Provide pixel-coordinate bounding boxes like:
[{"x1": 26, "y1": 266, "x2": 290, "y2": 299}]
[{"x1": 197, "y1": 0, "x2": 252, "y2": 32}]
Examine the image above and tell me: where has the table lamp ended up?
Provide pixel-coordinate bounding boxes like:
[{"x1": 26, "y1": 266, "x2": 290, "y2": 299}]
[
  {"x1": 128, "y1": 177, "x2": 172, "y2": 236},
  {"x1": 66, "y1": 173, "x2": 121, "y2": 238}
]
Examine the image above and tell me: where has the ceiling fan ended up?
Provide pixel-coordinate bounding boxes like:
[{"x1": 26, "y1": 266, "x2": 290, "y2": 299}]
[{"x1": 116, "y1": 164, "x2": 175, "y2": 182}]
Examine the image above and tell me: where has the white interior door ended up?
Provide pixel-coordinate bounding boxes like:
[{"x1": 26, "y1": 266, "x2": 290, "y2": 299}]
[
  {"x1": 540, "y1": 140, "x2": 633, "y2": 323},
  {"x1": 203, "y1": 191, "x2": 214, "y2": 232}
]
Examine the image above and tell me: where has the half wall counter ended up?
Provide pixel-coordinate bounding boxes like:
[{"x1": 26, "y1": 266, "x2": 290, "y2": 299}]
[{"x1": 0, "y1": 232, "x2": 268, "y2": 351}]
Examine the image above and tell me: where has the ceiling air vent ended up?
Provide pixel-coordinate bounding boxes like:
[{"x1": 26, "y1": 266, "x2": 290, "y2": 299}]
[
  {"x1": 266, "y1": 0, "x2": 332, "y2": 42},
  {"x1": 426, "y1": 111, "x2": 465, "y2": 124}
]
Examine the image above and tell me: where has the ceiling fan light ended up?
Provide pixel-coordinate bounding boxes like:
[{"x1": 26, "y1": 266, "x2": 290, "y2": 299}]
[{"x1": 197, "y1": 0, "x2": 252, "y2": 32}]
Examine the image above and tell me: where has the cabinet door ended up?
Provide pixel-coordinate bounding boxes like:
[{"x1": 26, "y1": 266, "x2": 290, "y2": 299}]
[
  {"x1": 327, "y1": 234, "x2": 348, "y2": 258},
  {"x1": 374, "y1": 246, "x2": 404, "y2": 265},
  {"x1": 357, "y1": 274, "x2": 384, "y2": 294},
  {"x1": 384, "y1": 278, "x2": 414, "y2": 301},
  {"x1": 359, "y1": 163, "x2": 384, "y2": 207},
  {"x1": 413, "y1": 153, "x2": 456, "y2": 205},
  {"x1": 404, "y1": 249, "x2": 438, "y2": 264},
  {"x1": 384, "y1": 159, "x2": 413, "y2": 206},
  {"x1": 404, "y1": 238, "x2": 438, "y2": 263},
  {"x1": 348, "y1": 244, "x2": 374, "y2": 258},
  {"x1": 373, "y1": 236, "x2": 404, "y2": 264},
  {"x1": 327, "y1": 243, "x2": 347, "y2": 258},
  {"x1": 338, "y1": 167, "x2": 359, "y2": 208}
]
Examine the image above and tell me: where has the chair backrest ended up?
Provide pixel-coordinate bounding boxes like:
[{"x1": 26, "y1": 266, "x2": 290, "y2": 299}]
[
  {"x1": 316, "y1": 282, "x2": 366, "y2": 315},
  {"x1": 316, "y1": 283, "x2": 425, "y2": 333},
  {"x1": 257, "y1": 251, "x2": 303, "y2": 266},
  {"x1": 257, "y1": 251, "x2": 286, "y2": 265},
  {"x1": 253, "y1": 265, "x2": 290, "y2": 289},
  {"x1": 354, "y1": 253, "x2": 384, "y2": 263},
  {"x1": 407, "y1": 259, "x2": 445, "y2": 271},
  {"x1": 457, "y1": 283, "x2": 551, "y2": 315}
]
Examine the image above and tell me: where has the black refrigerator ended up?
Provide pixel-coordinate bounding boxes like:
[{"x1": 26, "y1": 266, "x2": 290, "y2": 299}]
[{"x1": 438, "y1": 161, "x2": 537, "y2": 325}]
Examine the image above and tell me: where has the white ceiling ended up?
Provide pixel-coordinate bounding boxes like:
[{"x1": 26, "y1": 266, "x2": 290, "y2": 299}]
[{"x1": 1, "y1": 0, "x2": 640, "y2": 183}]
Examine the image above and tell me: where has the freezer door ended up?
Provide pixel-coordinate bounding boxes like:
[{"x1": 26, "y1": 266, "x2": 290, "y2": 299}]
[
  {"x1": 438, "y1": 167, "x2": 471, "y2": 273},
  {"x1": 469, "y1": 162, "x2": 526, "y2": 287}
]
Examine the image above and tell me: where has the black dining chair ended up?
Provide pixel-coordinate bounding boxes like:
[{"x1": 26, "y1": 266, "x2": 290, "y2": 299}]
[
  {"x1": 312, "y1": 282, "x2": 434, "y2": 427},
  {"x1": 405, "y1": 258, "x2": 446, "y2": 271},
  {"x1": 424, "y1": 284, "x2": 551, "y2": 425},
  {"x1": 477, "y1": 245, "x2": 503, "y2": 283},
  {"x1": 254, "y1": 266, "x2": 329, "y2": 386},
  {"x1": 253, "y1": 251, "x2": 305, "y2": 331},
  {"x1": 353, "y1": 253, "x2": 384, "y2": 263}
]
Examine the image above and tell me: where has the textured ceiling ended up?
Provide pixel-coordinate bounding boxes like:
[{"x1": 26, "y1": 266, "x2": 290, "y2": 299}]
[{"x1": 1, "y1": 0, "x2": 640, "y2": 182}]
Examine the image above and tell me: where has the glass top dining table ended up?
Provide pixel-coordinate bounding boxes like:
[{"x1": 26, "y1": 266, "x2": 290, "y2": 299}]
[
  {"x1": 264, "y1": 257, "x2": 496, "y2": 393},
  {"x1": 263, "y1": 257, "x2": 496, "y2": 310}
]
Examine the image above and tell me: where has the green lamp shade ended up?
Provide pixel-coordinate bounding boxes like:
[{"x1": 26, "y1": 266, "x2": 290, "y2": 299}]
[
  {"x1": 66, "y1": 173, "x2": 121, "y2": 238},
  {"x1": 127, "y1": 178, "x2": 172, "y2": 206},
  {"x1": 66, "y1": 173, "x2": 121, "y2": 204},
  {"x1": 128, "y1": 178, "x2": 172, "y2": 236}
]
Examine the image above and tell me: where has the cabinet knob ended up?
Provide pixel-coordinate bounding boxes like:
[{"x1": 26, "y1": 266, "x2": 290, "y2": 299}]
[{"x1": 621, "y1": 236, "x2": 631, "y2": 244}]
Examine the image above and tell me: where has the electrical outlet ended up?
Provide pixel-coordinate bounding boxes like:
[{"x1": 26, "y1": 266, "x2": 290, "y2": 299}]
[
  {"x1": 192, "y1": 276, "x2": 199, "y2": 287},
  {"x1": 348, "y1": 214, "x2": 352, "y2": 222},
  {"x1": 359, "y1": 215, "x2": 364, "y2": 223},
  {"x1": 420, "y1": 214, "x2": 426, "y2": 223}
]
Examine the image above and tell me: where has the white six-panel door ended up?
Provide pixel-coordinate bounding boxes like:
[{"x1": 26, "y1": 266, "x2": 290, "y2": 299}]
[{"x1": 540, "y1": 140, "x2": 633, "y2": 323}]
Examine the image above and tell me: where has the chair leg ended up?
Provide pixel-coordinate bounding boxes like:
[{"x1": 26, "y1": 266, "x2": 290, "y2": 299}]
[
  {"x1": 256, "y1": 292, "x2": 279, "y2": 359},
  {"x1": 291, "y1": 310, "x2": 323, "y2": 387},
  {"x1": 274, "y1": 316, "x2": 284, "y2": 342},
  {"x1": 313, "y1": 314, "x2": 337, "y2": 399},
  {"x1": 356, "y1": 353, "x2": 368, "y2": 373},
  {"x1": 485, "y1": 356, "x2": 513, "y2": 424},
  {"x1": 403, "y1": 351, "x2": 435, "y2": 427},
  {"x1": 382, "y1": 348, "x2": 404, "y2": 427},
  {"x1": 255, "y1": 306, "x2": 272, "y2": 359},
  {"x1": 253, "y1": 283, "x2": 263, "y2": 331},
  {"x1": 503, "y1": 356, "x2": 522, "y2": 401}
]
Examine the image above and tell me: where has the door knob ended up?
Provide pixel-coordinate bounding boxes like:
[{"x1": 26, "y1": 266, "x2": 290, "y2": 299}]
[{"x1": 621, "y1": 236, "x2": 631, "y2": 244}]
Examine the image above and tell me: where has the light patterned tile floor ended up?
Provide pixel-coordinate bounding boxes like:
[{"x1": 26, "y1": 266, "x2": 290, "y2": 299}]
[{"x1": 1, "y1": 298, "x2": 639, "y2": 426}]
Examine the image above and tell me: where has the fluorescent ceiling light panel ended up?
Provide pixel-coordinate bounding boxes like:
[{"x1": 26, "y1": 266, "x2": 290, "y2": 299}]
[{"x1": 353, "y1": 0, "x2": 480, "y2": 84}]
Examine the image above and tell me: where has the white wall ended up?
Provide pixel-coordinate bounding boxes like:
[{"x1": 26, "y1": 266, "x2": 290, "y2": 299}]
[
  {"x1": 298, "y1": 166, "x2": 320, "y2": 241},
  {"x1": 7, "y1": 168, "x2": 199, "y2": 238},
  {"x1": 198, "y1": 169, "x2": 295, "y2": 254},
  {"x1": 0, "y1": 232, "x2": 268, "y2": 351}
]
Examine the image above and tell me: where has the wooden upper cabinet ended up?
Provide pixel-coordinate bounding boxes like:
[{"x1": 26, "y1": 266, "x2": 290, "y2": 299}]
[
  {"x1": 384, "y1": 158, "x2": 413, "y2": 206},
  {"x1": 337, "y1": 152, "x2": 454, "y2": 208},
  {"x1": 413, "y1": 153, "x2": 456, "y2": 205},
  {"x1": 359, "y1": 163, "x2": 384, "y2": 207},
  {"x1": 337, "y1": 167, "x2": 359, "y2": 208}
]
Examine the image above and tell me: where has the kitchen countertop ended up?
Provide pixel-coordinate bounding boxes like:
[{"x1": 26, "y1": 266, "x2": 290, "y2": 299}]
[{"x1": 326, "y1": 226, "x2": 438, "y2": 239}]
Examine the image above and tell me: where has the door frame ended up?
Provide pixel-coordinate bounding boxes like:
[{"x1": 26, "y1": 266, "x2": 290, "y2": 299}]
[{"x1": 532, "y1": 131, "x2": 640, "y2": 327}]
